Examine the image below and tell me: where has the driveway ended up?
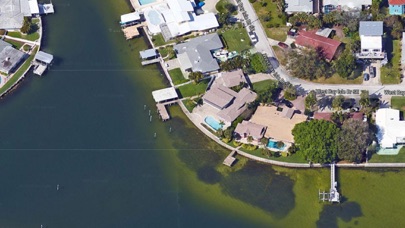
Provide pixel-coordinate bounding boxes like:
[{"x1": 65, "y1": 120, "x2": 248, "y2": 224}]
[{"x1": 362, "y1": 61, "x2": 381, "y2": 86}]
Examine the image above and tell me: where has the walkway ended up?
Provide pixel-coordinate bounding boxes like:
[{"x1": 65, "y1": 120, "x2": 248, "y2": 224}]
[{"x1": 3, "y1": 35, "x2": 39, "y2": 46}]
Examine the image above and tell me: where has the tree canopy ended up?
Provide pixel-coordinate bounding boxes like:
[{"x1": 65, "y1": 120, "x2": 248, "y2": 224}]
[
  {"x1": 292, "y1": 120, "x2": 340, "y2": 164},
  {"x1": 332, "y1": 95, "x2": 345, "y2": 111},
  {"x1": 286, "y1": 48, "x2": 330, "y2": 80},
  {"x1": 333, "y1": 48, "x2": 356, "y2": 78},
  {"x1": 305, "y1": 90, "x2": 317, "y2": 111},
  {"x1": 337, "y1": 119, "x2": 371, "y2": 163}
]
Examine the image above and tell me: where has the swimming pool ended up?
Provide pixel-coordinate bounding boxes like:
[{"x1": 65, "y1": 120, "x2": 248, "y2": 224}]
[
  {"x1": 139, "y1": 0, "x2": 156, "y2": 5},
  {"x1": 267, "y1": 139, "x2": 286, "y2": 150},
  {"x1": 204, "y1": 116, "x2": 223, "y2": 131}
]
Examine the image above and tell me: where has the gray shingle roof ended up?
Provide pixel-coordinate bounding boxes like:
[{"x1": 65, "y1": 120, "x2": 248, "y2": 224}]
[
  {"x1": 0, "y1": 46, "x2": 25, "y2": 74},
  {"x1": 0, "y1": 0, "x2": 31, "y2": 30},
  {"x1": 174, "y1": 33, "x2": 223, "y2": 73},
  {"x1": 359, "y1": 21, "x2": 383, "y2": 36}
]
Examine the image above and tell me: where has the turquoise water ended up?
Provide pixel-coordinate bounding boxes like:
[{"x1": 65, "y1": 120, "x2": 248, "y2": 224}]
[
  {"x1": 204, "y1": 116, "x2": 222, "y2": 130},
  {"x1": 267, "y1": 139, "x2": 285, "y2": 150},
  {"x1": 139, "y1": 0, "x2": 157, "y2": 5}
]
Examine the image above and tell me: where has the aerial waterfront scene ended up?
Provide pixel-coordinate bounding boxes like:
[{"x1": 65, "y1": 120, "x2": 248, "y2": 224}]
[{"x1": 3, "y1": 0, "x2": 405, "y2": 227}]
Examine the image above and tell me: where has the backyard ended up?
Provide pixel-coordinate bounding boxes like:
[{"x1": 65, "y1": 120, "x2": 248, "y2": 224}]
[
  {"x1": 219, "y1": 26, "x2": 251, "y2": 52},
  {"x1": 158, "y1": 46, "x2": 175, "y2": 59},
  {"x1": 252, "y1": 0, "x2": 288, "y2": 41},
  {"x1": 177, "y1": 79, "x2": 209, "y2": 97},
  {"x1": 169, "y1": 68, "x2": 188, "y2": 85},
  {"x1": 7, "y1": 31, "x2": 40, "y2": 42},
  {"x1": 4, "y1": 39, "x2": 25, "y2": 50},
  {"x1": 391, "y1": 96, "x2": 405, "y2": 110},
  {"x1": 239, "y1": 146, "x2": 308, "y2": 163},
  {"x1": 369, "y1": 147, "x2": 405, "y2": 163},
  {"x1": 252, "y1": 79, "x2": 277, "y2": 93},
  {"x1": 380, "y1": 40, "x2": 401, "y2": 84},
  {"x1": 151, "y1": 34, "x2": 175, "y2": 47}
]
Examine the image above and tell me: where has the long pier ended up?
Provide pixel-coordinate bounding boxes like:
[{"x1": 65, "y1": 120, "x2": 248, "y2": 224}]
[{"x1": 319, "y1": 163, "x2": 340, "y2": 203}]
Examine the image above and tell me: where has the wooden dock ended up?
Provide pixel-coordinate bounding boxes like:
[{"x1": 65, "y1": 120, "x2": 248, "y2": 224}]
[
  {"x1": 223, "y1": 151, "x2": 237, "y2": 167},
  {"x1": 157, "y1": 103, "x2": 170, "y2": 121},
  {"x1": 142, "y1": 58, "x2": 160, "y2": 66}
]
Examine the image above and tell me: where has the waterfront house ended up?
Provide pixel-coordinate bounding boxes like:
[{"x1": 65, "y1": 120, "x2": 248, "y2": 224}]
[
  {"x1": 389, "y1": 0, "x2": 405, "y2": 15},
  {"x1": 284, "y1": 0, "x2": 313, "y2": 14},
  {"x1": 323, "y1": 0, "x2": 371, "y2": 13},
  {"x1": 376, "y1": 108, "x2": 405, "y2": 148},
  {"x1": 28, "y1": 0, "x2": 40, "y2": 16},
  {"x1": 214, "y1": 69, "x2": 248, "y2": 88},
  {"x1": 234, "y1": 120, "x2": 266, "y2": 141},
  {"x1": 0, "y1": 0, "x2": 31, "y2": 30},
  {"x1": 0, "y1": 42, "x2": 26, "y2": 75},
  {"x1": 357, "y1": 21, "x2": 385, "y2": 59},
  {"x1": 142, "y1": 0, "x2": 219, "y2": 41},
  {"x1": 174, "y1": 33, "x2": 223, "y2": 75},
  {"x1": 203, "y1": 85, "x2": 237, "y2": 110},
  {"x1": 217, "y1": 88, "x2": 257, "y2": 123},
  {"x1": 295, "y1": 30, "x2": 342, "y2": 61}
]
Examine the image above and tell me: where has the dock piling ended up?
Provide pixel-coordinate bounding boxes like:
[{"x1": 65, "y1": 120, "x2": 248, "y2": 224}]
[{"x1": 150, "y1": 115, "x2": 152, "y2": 122}]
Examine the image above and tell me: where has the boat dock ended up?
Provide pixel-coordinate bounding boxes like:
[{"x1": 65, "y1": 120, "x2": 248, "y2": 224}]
[
  {"x1": 33, "y1": 51, "x2": 53, "y2": 76},
  {"x1": 156, "y1": 103, "x2": 170, "y2": 121},
  {"x1": 152, "y1": 87, "x2": 179, "y2": 121},
  {"x1": 141, "y1": 58, "x2": 160, "y2": 65},
  {"x1": 223, "y1": 151, "x2": 237, "y2": 167},
  {"x1": 319, "y1": 163, "x2": 340, "y2": 203}
]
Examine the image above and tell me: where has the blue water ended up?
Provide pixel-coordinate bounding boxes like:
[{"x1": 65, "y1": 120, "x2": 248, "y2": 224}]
[
  {"x1": 139, "y1": 0, "x2": 156, "y2": 5},
  {"x1": 267, "y1": 139, "x2": 285, "y2": 150},
  {"x1": 205, "y1": 116, "x2": 223, "y2": 131}
]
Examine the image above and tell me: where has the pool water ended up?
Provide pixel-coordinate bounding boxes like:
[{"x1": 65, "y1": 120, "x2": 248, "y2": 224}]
[
  {"x1": 139, "y1": 0, "x2": 157, "y2": 5},
  {"x1": 267, "y1": 139, "x2": 286, "y2": 150},
  {"x1": 204, "y1": 116, "x2": 223, "y2": 131}
]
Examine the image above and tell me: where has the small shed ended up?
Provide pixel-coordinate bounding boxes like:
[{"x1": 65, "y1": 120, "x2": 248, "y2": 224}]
[
  {"x1": 35, "y1": 51, "x2": 53, "y2": 65},
  {"x1": 140, "y1": 49, "x2": 158, "y2": 60},
  {"x1": 152, "y1": 87, "x2": 178, "y2": 103}
]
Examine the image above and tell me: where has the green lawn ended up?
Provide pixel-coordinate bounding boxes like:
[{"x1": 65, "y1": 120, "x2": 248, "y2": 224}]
[
  {"x1": 381, "y1": 40, "x2": 401, "y2": 84},
  {"x1": 7, "y1": 31, "x2": 40, "y2": 42},
  {"x1": 240, "y1": 147, "x2": 308, "y2": 163},
  {"x1": 252, "y1": 0, "x2": 288, "y2": 41},
  {"x1": 369, "y1": 147, "x2": 405, "y2": 163},
  {"x1": 182, "y1": 99, "x2": 197, "y2": 112},
  {"x1": 272, "y1": 46, "x2": 287, "y2": 65},
  {"x1": 312, "y1": 67, "x2": 363, "y2": 84},
  {"x1": 177, "y1": 79, "x2": 209, "y2": 98},
  {"x1": 4, "y1": 39, "x2": 25, "y2": 50},
  {"x1": 0, "y1": 48, "x2": 37, "y2": 95},
  {"x1": 151, "y1": 34, "x2": 174, "y2": 47},
  {"x1": 168, "y1": 68, "x2": 188, "y2": 85},
  {"x1": 158, "y1": 46, "x2": 175, "y2": 59},
  {"x1": 252, "y1": 79, "x2": 277, "y2": 93},
  {"x1": 391, "y1": 96, "x2": 405, "y2": 110},
  {"x1": 219, "y1": 27, "x2": 251, "y2": 52}
]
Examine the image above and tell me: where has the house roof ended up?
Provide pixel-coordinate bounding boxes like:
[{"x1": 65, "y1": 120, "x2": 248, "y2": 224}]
[
  {"x1": 217, "y1": 88, "x2": 257, "y2": 122},
  {"x1": 203, "y1": 85, "x2": 236, "y2": 109},
  {"x1": 234, "y1": 120, "x2": 266, "y2": 139},
  {"x1": 0, "y1": 0, "x2": 31, "y2": 29},
  {"x1": 28, "y1": 0, "x2": 39, "y2": 14},
  {"x1": 295, "y1": 30, "x2": 342, "y2": 60},
  {"x1": 281, "y1": 107, "x2": 295, "y2": 119},
  {"x1": 174, "y1": 33, "x2": 223, "y2": 73},
  {"x1": 0, "y1": 46, "x2": 25, "y2": 74},
  {"x1": 389, "y1": 0, "x2": 405, "y2": 5},
  {"x1": 323, "y1": 0, "x2": 371, "y2": 8},
  {"x1": 140, "y1": 49, "x2": 158, "y2": 59},
  {"x1": 285, "y1": 0, "x2": 313, "y2": 13},
  {"x1": 0, "y1": 40, "x2": 12, "y2": 53},
  {"x1": 315, "y1": 28, "x2": 333, "y2": 38},
  {"x1": 152, "y1": 87, "x2": 178, "y2": 103},
  {"x1": 120, "y1": 12, "x2": 140, "y2": 24},
  {"x1": 376, "y1": 108, "x2": 405, "y2": 148},
  {"x1": 215, "y1": 69, "x2": 247, "y2": 88},
  {"x1": 359, "y1": 21, "x2": 383, "y2": 36},
  {"x1": 313, "y1": 112, "x2": 364, "y2": 121}
]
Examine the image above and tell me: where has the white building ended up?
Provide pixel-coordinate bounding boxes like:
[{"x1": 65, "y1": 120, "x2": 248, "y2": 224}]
[
  {"x1": 143, "y1": 0, "x2": 218, "y2": 41},
  {"x1": 0, "y1": 0, "x2": 31, "y2": 30},
  {"x1": 323, "y1": 0, "x2": 371, "y2": 12},
  {"x1": 284, "y1": 0, "x2": 313, "y2": 14},
  {"x1": 357, "y1": 21, "x2": 385, "y2": 59},
  {"x1": 376, "y1": 108, "x2": 405, "y2": 148}
]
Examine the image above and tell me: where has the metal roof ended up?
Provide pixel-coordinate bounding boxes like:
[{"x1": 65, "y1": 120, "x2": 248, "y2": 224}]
[
  {"x1": 152, "y1": 87, "x2": 178, "y2": 103},
  {"x1": 35, "y1": 51, "x2": 53, "y2": 64},
  {"x1": 120, "y1": 12, "x2": 140, "y2": 24},
  {"x1": 359, "y1": 21, "x2": 383, "y2": 36},
  {"x1": 139, "y1": 49, "x2": 158, "y2": 59}
]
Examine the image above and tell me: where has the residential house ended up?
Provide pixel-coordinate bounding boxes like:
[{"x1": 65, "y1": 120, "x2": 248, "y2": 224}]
[
  {"x1": 234, "y1": 120, "x2": 267, "y2": 141},
  {"x1": 284, "y1": 0, "x2": 313, "y2": 14},
  {"x1": 214, "y1": 69, "x2": 247, "y2": 88},
  {"x1": 174, "y1": 33, "x2": 223, "y2": 75},
  {"x1": 323, "y1": 0, "x2": 371, "y2": 13},
  {"x1": 376, "y1": 108, "x2": 405, "y2": 148},
  {"x1": 389, "y1": 0, "x2": 405, "y2": 15},
  {"x1": 295, "y1": 30, "x2": 343, "y2": 61},
  {"x1": 217, "y1": 88, "x2": 257, "y2": 123},
  {"x1": 0, "y1": 41, "x2": 26, "y2": 75},
  {"x1": 313, "y1": 112, "x2": 364, "y2": 122},
  {"x1": 357, "y1": 21, "x2": 385, "y2": 59},
  {"x1": 202, "y1": 85, "x2": 238, "y2": 110},
  {"x1": 142, "y1": 0, "x2": 219, "y2": 41},
  {"x1": 0, "y1": 0, "x2": 31, "y2": 30}
]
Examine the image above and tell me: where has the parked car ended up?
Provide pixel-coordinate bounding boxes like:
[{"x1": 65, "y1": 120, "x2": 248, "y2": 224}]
[
  {"x1": 278, "y1": 42, "x2": 288, "y2": 49},
  {"x1": 363, "y1": 73, "x2": 370, "y2": 81},
  {"x1": 369, "y1": 66, "x2": 376, "y2": 78},
  {"x1": 249, "y1": 32, "x2": 258, "y2": 43}
]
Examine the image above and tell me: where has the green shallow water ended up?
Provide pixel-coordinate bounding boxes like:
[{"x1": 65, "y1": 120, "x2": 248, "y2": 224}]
[{"x1": 0, "y1": 0, "x2": 404, "y2": 227}]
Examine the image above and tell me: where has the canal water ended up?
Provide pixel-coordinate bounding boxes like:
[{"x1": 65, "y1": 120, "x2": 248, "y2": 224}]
[{"x1": 0, "y1": 0, "x2": 404, "y2": 227}]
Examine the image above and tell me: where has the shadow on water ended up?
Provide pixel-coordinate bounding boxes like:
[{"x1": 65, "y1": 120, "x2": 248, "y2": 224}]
[
  {"x1": 316, "y1": 202, "x2": 363, "y2": 228},
  {"x1": 197, "y1": 166, "x2": 223, "y2": 184},
  {"x1": 220, "y1": 162, "x2": 295, "y2": 219}
]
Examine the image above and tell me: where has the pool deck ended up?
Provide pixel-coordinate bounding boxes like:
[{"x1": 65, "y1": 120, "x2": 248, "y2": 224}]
[{"x1": 130, "y1": 0, "x2": 166, "y2": 11}]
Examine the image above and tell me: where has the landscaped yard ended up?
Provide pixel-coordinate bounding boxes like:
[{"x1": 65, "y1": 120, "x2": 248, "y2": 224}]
[
  {"x1": 369, "y1": 147, "x2": 405, "y2": 163},
  {"x1": 312, "y1": 68, "x2": 363, "y2": 84},
  {"x1": 240, "y1": 147, "x2": 308, "y2": 163},
  {"x1": 151, "y1": 34, "x2": 175, "y2": 47},
  {"x1": 391, "y1": 96, "x2": 405, "y2": 110},
  {"x1": 177, "y1": 79, "x2": 209, "y2": 97},
  {"x1": 219, "y1": 26, "x2": 251, "y2": 52},
  {"x1": 7, "y1": 31, "x2": 40, "y2": 42},
  {"x1": 252, "y1": 0, "x2": 288, "y2": 41},
  {"x1": 158, "y1": 46, "x2": 175, "y2": 59},
  {"x1": 4, "y1": 39, "x2": 24, "y2": 50},
  {"x1": 168, "y1": 68, "x2": 188, "y2": 85},
  {"x1": 182, "y1": 99, "x2": 197, "y2": 112},
  {"x1": 380, "y1": 40, "x2": 401, "y2": 84},
  {"x1": 252, "y1": 79, "x2": 277, "y2": 93}
]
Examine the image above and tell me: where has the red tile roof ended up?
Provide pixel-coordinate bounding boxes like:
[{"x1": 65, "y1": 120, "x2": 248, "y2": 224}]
[
  {"x1": 313, "y1": 112, "x2": 364, "y2": 122},
  {"x1": 389, "y1": 0, "x2": 405, "y2": 5},
  {"x1": 295, "y1": 30, "x2": 342, "y2": 61}
]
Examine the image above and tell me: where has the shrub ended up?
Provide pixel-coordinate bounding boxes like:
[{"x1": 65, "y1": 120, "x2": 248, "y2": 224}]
[
  {"x1": 242, "y1": 143, "x2": 258, "y2": 151},
  {"x1": 260, "y1": 137, "x2": 269, "y2": 146},
  {"x1": 266, "y1": 23, "x2": 273, "y2": 28},
  {"x1": 249, "y1": 0, "x2": 256, "y2": 3},
  {"x1": 233, "y1": 140, "x2": 242, "y2": 147},
  {"x1": 277, "y1": 141, "x2": 285, "y2": 148}
]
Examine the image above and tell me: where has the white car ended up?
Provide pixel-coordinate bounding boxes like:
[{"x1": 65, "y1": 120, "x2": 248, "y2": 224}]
[{"x1": 249, "y1": 32, "x2": 258, "y2": 43}]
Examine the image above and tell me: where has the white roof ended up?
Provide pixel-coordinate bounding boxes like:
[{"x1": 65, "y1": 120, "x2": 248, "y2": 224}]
[
  {"x1": 285, "y1": 0, "x2": 313, "y2": 13},
  {"x1": 28, "y1": 0, "x2": 39, "y2": 14},
  {"x1": 39, "y1": 3, "x2": 54, "y2": 14},
  {"x1": 152, "y1": 87, "x2": 178, "y2": 103},
  {"x1": 120, "y1": 12, "x2": 140, "y2": 24},
  {"x1": 323, "y1": 0, "x2": 371, "y2": 9},
  {"x1": 361, "y1": 35, "x2": 382, "y2": 49},
  {"x1": 166, "y1": 0, "x2": 193, "y2": 12},
  {"x1": 0, "y1": 0, "x2": 31, "y2": 29},
  {"x1": 35, "y1": 51, "x2": 53, "y2": 64},
  {"x1": 376, "y1": 108, "x2": 405, "y2": 148}
]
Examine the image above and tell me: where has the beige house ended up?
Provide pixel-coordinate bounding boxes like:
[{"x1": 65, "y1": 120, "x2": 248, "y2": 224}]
[{"x1": 234, "y1": 121, "x2": 266, "y2": 141}]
